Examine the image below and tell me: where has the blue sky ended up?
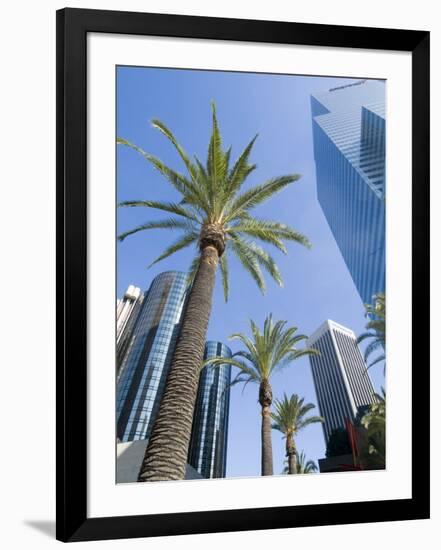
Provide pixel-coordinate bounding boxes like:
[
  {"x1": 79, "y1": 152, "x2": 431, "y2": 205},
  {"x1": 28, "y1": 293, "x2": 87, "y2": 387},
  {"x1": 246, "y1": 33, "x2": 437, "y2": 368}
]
[{"x1": 116, "y1": 66, "x2": 385, "y2": 478}]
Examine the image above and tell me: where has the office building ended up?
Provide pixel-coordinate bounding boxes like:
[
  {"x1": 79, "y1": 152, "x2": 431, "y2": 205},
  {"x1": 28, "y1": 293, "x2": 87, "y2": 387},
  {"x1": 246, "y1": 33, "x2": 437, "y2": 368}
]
[
  {"x1": 307, "y1": 320, "x2": 377, "y2": 444},
  {"x1": 116, "y1": 285, "x2": 144, "y2": 375},
  {"x1": 311, "y1": 79, "x2": 386, "y2": 305},
  {"x1": 116, "y1": 271, "x2": 188, "y2": 442},
  {"x1": 188, "y1": 341, "x2": 232, "y2": 478}
]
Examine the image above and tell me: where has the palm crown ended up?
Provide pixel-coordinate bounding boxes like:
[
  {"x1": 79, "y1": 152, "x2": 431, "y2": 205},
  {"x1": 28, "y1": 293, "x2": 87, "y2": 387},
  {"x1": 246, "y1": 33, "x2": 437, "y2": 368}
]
[
  {"x1": 271, "y1": 393, "x2": 323, "y2": 438},
  {"x1": 117, "y1": 103, "x2": 310, "y2": 299},
  {"x1": 206, "y1": 315, "x2": 316, "y2": 391}
]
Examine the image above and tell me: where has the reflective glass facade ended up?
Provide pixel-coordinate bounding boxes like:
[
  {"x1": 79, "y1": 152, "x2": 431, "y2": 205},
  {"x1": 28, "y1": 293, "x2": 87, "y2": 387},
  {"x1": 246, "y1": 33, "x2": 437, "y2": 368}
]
[
  {"x1": 311, "y1": 80, "x2": 386, "y2": 305},
  {"x1": 116, "y1": 271, "x2": 187, "y2": 442},
  {"x1": 308, "y1": 320, "x2": 377, "y2": 444},
  {"x1": 188, "y1": 342, "x2": 232, "y2": 478}
]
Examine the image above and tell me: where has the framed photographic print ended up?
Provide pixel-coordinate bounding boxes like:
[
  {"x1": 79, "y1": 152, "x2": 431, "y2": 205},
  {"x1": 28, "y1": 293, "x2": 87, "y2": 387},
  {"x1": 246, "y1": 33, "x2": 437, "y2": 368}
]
[{"x1": 56, "y1": 8, "x2": 430, "y2": 542}]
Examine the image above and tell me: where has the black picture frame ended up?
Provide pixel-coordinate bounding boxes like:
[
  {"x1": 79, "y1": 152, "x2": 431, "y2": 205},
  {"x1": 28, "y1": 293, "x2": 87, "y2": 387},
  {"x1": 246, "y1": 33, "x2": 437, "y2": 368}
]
[{"x1": 56, "y1": 7, "x2": 430, "y2": 543}]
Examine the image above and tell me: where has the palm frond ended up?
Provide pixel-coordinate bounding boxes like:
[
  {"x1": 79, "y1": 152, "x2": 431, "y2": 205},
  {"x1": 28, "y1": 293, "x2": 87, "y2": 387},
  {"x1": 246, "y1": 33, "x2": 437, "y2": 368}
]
[
  {"x1": 219, "y1": 251, "x2": 229, "y2": 302},
  {"x1": 229, "y1": 218, "x2": 311, "y2": 251},
  {"x1": 118, "y1": 199, "x2": 201, "y2": 223},
  {"x1": 225, "y1": 134, "x2": 258, "y2": 196},
  {"x1": 232, "y1": 349, "x2": 255, "y2": 363},
  {"x1": 364, "y1": 339, "x2": 382, "y2": 361},
  {"x1": 357, "y1": 293, "x2": 386, "y2": 372},
  {"x1": 150, "y1": 119, "x2": 197, "y2": 181},
  {"x1": 365, "y1": 319, "x2": 385, "y2": 334},
  {"x1": 225, "y1": 174, "x2": 301, "y2": 221},
  {"x1": 229, "y1": 334, "x2": 258, "y2": 362},
  {"x1": 228, "y1": 225, "x2": 287, "y2": 254},
  {"x1": 206, "y1": 102, "x2": 225, "y2": 184},
  {"x1": 366, "y1": 354, "x2": 386, "y2": 371},
  {"x1": 230, "y1": 235, "x2": 283, "y2": 288},
  {"x1": 229, "y1": 235, "x2": 266, "y2": 293},
  {"x1": 203, "y1": 356, "x2": 258, "y2": 382},
  {"x1": 297, "y1": 415, "x2": 325, "y2": 430},
  {"x1": 117, "y1": 137, "x2": 203, "y2": 204},
  {"x1": 148, "y1": 232, "x2": 199, "y2": 267},
  {"x1": 186, "y1": 254, "x2": 201, "y2": 289},
  {"x1": 117, "y1": 218, "x2": 196, "y2": 242},
  {"x1": 357, "y1": 331, "x2": 377, "y2": 344}
]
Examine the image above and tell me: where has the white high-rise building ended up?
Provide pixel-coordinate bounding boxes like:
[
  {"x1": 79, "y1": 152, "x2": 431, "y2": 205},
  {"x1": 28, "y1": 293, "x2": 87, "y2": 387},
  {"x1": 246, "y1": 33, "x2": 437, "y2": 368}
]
[
  {"x1": 116, "y1": 285, "x2": 143, "y2": 374},
  {"x1": 307, "y1": 320, "x2": 377, "y2": 444}
]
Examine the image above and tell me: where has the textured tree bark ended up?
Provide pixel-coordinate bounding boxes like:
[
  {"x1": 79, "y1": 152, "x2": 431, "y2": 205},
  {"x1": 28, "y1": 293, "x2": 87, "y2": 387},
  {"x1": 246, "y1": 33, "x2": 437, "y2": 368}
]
[
  {"x1": 259, "y1": 379, "x2": 274, "y2": 476},
  {"x1": 287, "y1": 434, "x2": 297, "y2": 474},
  {"x1": 261, "y1": 406, "x2": 274, "y2": 476},
  {"x1": 138, "y1": 245, "x2": 219, "y2": 481}
]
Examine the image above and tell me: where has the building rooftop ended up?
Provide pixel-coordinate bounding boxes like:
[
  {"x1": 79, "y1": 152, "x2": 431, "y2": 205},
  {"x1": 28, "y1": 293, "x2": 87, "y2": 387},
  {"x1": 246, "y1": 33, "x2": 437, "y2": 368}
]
[{"x1": 307, "y1": 319, "x2": 356, "y2": 345}]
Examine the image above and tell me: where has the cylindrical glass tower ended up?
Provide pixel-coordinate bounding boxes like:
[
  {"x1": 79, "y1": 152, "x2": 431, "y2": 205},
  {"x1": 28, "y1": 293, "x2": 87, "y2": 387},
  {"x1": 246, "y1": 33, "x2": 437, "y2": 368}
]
[
  {"x1": 188, "y1": 341, "x2": 232, "y2": 478},
  {"x1": 116, "y1": 271, "x2": 188, "y2": 442}
]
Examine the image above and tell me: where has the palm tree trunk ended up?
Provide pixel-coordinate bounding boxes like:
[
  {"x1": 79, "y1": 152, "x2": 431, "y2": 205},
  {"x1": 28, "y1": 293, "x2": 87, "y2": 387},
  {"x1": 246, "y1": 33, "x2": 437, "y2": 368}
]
[
  {"x1": 138, "y1": 245, "x2": 219, "y2": 481},
  {"x1": 287, "y1": 434, "x2": 296, "y2": 474},
  {"x1": 260, "y1": 379, "x2": 274, "y2": 476},
  {"x1": 261, "y1": 405, "x2": 273, "y2": 476}
]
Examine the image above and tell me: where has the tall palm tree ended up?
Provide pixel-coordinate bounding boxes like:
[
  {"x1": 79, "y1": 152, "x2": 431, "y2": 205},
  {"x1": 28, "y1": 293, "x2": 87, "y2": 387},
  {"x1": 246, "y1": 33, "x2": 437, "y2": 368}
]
[
  {"x1": 357, "y1": 292, "x2": 386, "y2": 371},
  {"x1": 271, "y1": 393, "x2": 323, "y2": 474},
  {"x1": 118, "y1": 104, "x2": 311, "y2": 481},
  {"x1": 206, "y1": 315, "x2": 317, "y2": 476}
]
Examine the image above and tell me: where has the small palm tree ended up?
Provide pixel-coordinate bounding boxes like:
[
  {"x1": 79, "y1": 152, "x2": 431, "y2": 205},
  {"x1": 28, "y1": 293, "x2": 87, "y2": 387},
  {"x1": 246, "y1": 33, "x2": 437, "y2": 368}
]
[
  {"x1": 282, "y1": 451, "x2": 318, "y2": 474},
  {"x1": 295, "y1": 450, "x2": 318, "y2": 474},
  {"x1": 359, "y1": 388, "x2": 386, "y2": 470},
  {"x1": 271, "y1": 393, "x2": 323, "y2": 474},
  {"x1": 118, "y1": 104, "x2": 310, "y2": 481},
  {"x1": 206, "y1": 315, "x2": 317, "y2": 476},
  {"x1": 357, "y1": 292, "x2": 386, "y2": 371}
]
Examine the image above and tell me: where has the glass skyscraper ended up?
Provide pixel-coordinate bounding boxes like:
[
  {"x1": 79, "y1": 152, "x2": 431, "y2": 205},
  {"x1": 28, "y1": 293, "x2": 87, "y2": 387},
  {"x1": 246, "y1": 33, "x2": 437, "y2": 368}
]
[
  {"x1": 116, "y1": 271, "x2": 188, "y2": 442},
  {"x1": 188, "y1": 341, "x2": 232, "y2": 479},
  {"x1": 307, "y1": 320, "x2": 377, "y2": 444},
  {"x1": 311, "y1": 79, "x2": 386, "y2": 305}
]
